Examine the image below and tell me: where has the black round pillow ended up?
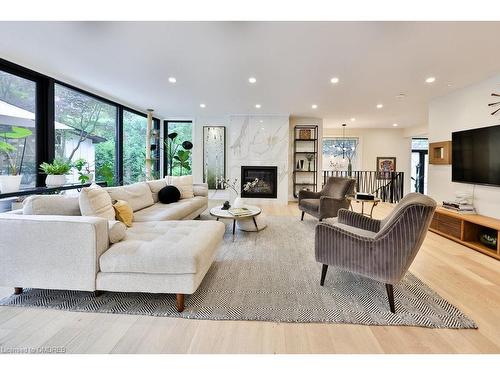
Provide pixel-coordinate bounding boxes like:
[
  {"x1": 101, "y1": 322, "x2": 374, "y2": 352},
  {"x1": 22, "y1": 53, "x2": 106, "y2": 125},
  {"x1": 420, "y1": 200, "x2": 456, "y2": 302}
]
[{"x1": 158, "y1": 185, "x2": 181, "y2": 204}]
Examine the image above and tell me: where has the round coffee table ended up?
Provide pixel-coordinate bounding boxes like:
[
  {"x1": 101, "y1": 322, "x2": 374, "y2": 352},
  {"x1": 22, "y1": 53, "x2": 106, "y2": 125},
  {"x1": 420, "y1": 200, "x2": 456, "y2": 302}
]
[
  {"x1": 210, "y1": 205, "x2": 262, "y2": 236},
  {"x1": 346, "y1": 194, "x2": 381, "y2": 218}
]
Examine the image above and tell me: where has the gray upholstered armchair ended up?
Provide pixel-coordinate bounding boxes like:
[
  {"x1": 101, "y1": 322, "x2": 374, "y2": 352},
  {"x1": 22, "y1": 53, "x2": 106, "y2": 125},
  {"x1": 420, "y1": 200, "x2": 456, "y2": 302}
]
[
  {"x1": 299, "y1": 177, "x2": 356, "y2": 221},
  {"x1": 315, "y1": 193, "x2": 436, "y2": 313}
]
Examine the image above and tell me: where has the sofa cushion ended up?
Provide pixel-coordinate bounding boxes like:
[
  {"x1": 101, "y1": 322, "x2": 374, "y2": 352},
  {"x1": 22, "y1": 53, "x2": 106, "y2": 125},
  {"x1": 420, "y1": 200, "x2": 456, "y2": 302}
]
[
  {"x1": 79, "y1": 184, "x2": 115, "y2": 220},
  {"x1": 99, "y1": 220, "x2": 225, "y2": 274},
  {"x1": 105, "y1": 182, "x2": 154, "y2": 212},
  {"x1": 108, "y1": 220, "x2": 127, "y2": 243},
  {"x1": 165, "y1": 175, "x2": 194, "y2": 199},
  {"x1": 158, "y1": 185, "x2": 181, "y2": 204},
  {"x1": 146, "y1": 179, "x2": 167, "y2": 203},
  {"x1": 113, "y1": 200, "x2": 133, "y2": 227},
  {"x1": 132, "y1": 196, "x2": 207, "y2": 222},
  {"x1": 300, "y1": 198, "x2": 320, "y2": 212},
  {"x1": 23, "y1": 195, "x2": 81, "y2": 216}
]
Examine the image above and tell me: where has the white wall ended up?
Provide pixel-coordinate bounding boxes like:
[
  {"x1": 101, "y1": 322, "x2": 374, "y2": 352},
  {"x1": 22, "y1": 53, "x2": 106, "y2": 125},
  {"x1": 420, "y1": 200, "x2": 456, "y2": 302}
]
[
  {"x1": 322, "y1": 126, "x2": 413, "y2": 195},
  {"x1": 428, "y1": 73, "x2": 500, "y2": 219},
  {"x1": 192, "y1": 115, "x2": 290, "y2": 204}
]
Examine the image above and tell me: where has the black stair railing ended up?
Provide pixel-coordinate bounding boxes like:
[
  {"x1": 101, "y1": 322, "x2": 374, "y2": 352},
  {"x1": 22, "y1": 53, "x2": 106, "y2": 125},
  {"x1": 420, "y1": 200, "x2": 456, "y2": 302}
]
[{"x1": 322, "y1": 170, "x2": 405, "y2": 203}]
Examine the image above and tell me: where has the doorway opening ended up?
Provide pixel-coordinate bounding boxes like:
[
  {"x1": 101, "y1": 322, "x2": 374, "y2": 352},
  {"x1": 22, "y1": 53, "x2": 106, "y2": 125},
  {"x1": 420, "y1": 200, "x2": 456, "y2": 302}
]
[{"x1": 411, "y1": 138, "x2": 428, "y2": 194}]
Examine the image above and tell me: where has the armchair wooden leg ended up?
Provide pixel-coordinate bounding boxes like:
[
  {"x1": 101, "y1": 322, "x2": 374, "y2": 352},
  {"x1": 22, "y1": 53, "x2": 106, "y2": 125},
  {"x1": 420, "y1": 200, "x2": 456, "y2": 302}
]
[
  {"x1": 93, "y1": 290, "x2": 103, "y2": 297},
  {"x1": 385, "y1": 284, "x2": 396, "y2": 313},
  {"x1": 319, "y1": 218, "x2": 323, "y2": 222},
  {"x1": 176, "y1": 293, "x2": 185, "y2": 312},
  {"x1": 14, "y1": 287, "x2": 23, "y2": 295},
  {"x1": 301, "y1": 211, "x2": 305, "y2": 221},
  {"x1": 320, "y1": 264, "x2": 328, "y2": 286}
]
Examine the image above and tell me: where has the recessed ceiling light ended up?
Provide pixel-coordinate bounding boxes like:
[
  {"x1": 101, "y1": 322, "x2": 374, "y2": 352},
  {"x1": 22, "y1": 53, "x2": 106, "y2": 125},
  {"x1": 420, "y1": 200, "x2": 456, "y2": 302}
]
[
  {"x1": 393, "y1": 123, "x2": 398, "y2": 127},
  {"x1": 376, "y1": 104, "x2": 383, "y2": 109},
  {"x1": 255, "y1": 104, "x2": 261, "y2": 109},
  {"x1": 200, "y1": 103, "x2": 206, "y2": 108},
  {"x1": 425, "y1": 77, "x2": 436, "y2": 83},
  {"x1": 259, "y1": 120, "x2": 263, "y2": 123},
  {"x1": 330, "y1": 77, "x2": 339, "y2": 84},
  {"x1": 311, "y1": 104, "x2": 318, "y2": 109},
  {"x1": 248, "y1": 77, "x2": 257, "y2": 84},
  {"x1": 168, "y1": 77, "x2": 176, "y2": 83},
  {"x1": 350, "y1": 118, "x2": 356, "y2": 122}
]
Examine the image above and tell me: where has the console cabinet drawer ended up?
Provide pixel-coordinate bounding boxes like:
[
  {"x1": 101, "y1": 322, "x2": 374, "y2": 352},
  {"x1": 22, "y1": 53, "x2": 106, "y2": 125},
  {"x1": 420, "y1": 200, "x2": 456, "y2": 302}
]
[{"x1": 431, "y1": 212, "x2": 462, "y2": 239}]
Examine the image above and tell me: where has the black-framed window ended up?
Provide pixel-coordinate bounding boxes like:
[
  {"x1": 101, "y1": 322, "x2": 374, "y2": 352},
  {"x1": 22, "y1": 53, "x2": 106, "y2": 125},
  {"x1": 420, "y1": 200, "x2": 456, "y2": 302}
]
[
  {"x1": 163, "y1": 120, "x2": 193, "y2": 176},
  {"x1": 0, "y1": 69, "x2": 38, "y2": 188},
  {"x1": 0, "y1": 57, "x2": 161, "y2": 189}
]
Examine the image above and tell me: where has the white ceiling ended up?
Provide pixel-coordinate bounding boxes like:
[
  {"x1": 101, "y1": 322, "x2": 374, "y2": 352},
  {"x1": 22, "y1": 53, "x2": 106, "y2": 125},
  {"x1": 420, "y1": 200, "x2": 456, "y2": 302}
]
[{"x1": 0, "y1": 21, "x2": 499, "y2": 128}]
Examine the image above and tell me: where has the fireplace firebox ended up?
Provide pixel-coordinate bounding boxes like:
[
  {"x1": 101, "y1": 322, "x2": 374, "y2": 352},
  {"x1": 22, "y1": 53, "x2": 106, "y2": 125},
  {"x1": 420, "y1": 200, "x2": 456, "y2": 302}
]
[{"x1": 241, "y1": 166, "x2": 278, "y2": 199}]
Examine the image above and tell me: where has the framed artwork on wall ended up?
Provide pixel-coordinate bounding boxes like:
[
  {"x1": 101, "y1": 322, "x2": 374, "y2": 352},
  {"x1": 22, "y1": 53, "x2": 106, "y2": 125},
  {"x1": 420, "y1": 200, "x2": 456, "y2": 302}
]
[
  {"x1": 376, "y1": 156, "x2": 396, "y2": 179},
  {"x1": 203, "y1": 126, "x2": 226, "y2": 189}
]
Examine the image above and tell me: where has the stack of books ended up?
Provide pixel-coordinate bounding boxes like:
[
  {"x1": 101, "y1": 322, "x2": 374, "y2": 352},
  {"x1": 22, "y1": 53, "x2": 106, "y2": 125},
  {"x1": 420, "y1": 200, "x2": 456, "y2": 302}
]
[
  {"x1": 442, "y1": 201, "x2": 476, "y2": 214},
  {"x1": 228, "y1": 207, "x2": 251, "y2": 217}
]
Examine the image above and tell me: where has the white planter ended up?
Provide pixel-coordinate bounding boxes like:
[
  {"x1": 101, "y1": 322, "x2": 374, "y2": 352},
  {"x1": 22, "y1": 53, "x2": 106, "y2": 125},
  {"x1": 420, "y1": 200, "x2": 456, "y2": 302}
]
[
  {"x1": 45, "y1": 174, "x2": 67, "y2": 187},
  {"x1": 0, "y1": 175, "x2": 22, "y2": 193},
  {"x1": 233, "y1": 196, "x2": 244, "y2": 208}
]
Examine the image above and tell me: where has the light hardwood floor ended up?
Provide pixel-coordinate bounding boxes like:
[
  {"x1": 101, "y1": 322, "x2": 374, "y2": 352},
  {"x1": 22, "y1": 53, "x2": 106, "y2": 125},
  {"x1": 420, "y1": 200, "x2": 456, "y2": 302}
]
[{"x1": 1, "y1": 201, "x2": 499, "y2": 354}]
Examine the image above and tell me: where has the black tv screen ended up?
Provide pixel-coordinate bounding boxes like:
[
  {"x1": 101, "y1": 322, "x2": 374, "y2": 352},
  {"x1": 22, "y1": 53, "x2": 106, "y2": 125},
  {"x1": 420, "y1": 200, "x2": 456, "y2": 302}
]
[{"x1": 452, "y1": 124, "x2": 500, "y2": 186}]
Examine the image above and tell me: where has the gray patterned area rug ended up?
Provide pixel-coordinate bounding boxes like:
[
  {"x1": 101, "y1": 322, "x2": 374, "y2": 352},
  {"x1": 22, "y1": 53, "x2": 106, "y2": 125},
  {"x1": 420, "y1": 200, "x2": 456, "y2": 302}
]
[{"x1": 0, "y1": 215, "x2": 476, "y2": 329}]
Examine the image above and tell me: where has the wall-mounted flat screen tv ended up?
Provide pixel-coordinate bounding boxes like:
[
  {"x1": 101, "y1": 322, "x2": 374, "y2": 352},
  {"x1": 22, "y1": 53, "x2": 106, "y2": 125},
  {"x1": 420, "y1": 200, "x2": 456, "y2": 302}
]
[{"x1": 452, "y1": 124, "x2": 500, "y2": 186}]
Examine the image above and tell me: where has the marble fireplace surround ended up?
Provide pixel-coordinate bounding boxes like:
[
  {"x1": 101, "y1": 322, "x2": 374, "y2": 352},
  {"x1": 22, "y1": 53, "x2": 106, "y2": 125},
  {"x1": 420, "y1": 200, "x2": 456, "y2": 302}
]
[{"x1": 192, "y1": 115, "x2": 290, "y2": 204}]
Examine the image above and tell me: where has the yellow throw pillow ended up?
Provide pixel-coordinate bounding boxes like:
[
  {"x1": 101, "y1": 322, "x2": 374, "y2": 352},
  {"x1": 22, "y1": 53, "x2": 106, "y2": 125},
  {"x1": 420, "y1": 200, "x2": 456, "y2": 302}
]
[{"x1": 113, "y1": 200, "x2": 133, "y2": 227}]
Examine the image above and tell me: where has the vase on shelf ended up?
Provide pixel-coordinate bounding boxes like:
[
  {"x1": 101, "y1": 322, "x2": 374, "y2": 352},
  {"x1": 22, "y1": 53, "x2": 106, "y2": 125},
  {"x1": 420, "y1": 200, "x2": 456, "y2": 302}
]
[
  {"x1": 308, "y1": 162, "x2": 311, "y2": 171},
  {"x1": 296, "y1": 160, "x2": 300, "y2": 171},
  {"x1": 300, "y1": 160, "x2": 304, "y2": 170},
  {"x1": 347, "y1": 161, "x2": 353, "y2": 177}
]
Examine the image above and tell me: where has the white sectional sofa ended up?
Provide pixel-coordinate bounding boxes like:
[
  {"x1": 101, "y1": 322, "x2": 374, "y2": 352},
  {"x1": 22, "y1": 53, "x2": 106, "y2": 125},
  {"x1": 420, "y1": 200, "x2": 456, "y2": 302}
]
[{"x1": 0, "y1": 179, "x2": 225, "y2": 312}]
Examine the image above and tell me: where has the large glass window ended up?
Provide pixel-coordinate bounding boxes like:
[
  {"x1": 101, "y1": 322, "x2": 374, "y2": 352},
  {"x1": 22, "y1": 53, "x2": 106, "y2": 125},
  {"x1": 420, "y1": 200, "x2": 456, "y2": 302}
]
[
  {"x1": 164, "y1": 121, "x2": 193, "y2": 176},
  {"x1": 0, "y1": 70, "x2": 37, "y2": 188},
  {"x1": 322, "y1": 137, "x2": 359, "y2": 171},
  {"x1": 54, "y1": 84, "x2": 117, "y2": 186},
  {"x1": 123, "y1": 110, "x2": 147, "y2": 184}
]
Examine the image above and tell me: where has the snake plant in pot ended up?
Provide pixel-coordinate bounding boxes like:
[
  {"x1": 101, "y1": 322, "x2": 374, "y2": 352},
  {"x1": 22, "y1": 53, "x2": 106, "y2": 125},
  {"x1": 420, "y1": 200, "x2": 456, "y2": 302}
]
[
  {"x1": 39, "y1": 159, "x2": 71, "y2": 187},
  {"x1": 0, "y1": 126, "x2": 33, "y2": 193}
]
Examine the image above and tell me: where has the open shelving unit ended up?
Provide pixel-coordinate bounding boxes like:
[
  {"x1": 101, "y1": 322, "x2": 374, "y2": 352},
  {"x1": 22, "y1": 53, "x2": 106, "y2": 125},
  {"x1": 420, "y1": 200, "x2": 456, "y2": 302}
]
[
  {"x1": 293, "y1": 124, "x2": 319, "y2": 198},
  {"x1": 429, "y1": 206, "x2": 500, "y2": 260}
]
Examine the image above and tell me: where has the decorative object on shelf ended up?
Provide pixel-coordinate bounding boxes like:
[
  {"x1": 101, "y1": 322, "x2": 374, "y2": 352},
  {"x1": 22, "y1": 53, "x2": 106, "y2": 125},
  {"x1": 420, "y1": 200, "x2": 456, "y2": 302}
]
[
  {"x1": 376, "y1": 156, "x2": 397, "y2": 179},
  {"x1": 164, "y1": 132, "x2": 193, "y2": 176},
  {"x1": 293, "y1": 124, "x2": 318, "y2": 198},
  {"x1": 306, "y1": 154, "x2": 314, "y2": 171},
  {"x1": 299, "y1": 129, "x2": 312, "y2": 139},
  {"x1": 222, "y1": 200, "x2": 231, "y2": 210},
  {"x1": 39, "y1": 159, "x2": 71, "y2": 187},
  {"x1": 489, "y1": 92, "x2": 500, "y2": 115},
  {"x1": 0, "y1": 125, "x2": 33, "y2": 193},
  {"x1": 203, "y1": 126, "x2": 225, "y2": 189},
  {"x1": 479, "y1": 229, "x2": 497, "y2": 250},
  {"x1": 429, "y1": 141, "x2": 452, "y2": 164}
]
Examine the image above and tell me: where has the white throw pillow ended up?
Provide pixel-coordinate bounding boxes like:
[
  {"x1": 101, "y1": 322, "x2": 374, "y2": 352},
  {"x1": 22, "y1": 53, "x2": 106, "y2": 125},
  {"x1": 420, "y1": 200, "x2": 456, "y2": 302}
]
[
  {"x1": 146, "y1": 179, "x2": 168, "y2": 203},
  {"x1": 79, "y1": 184, "x2": 115, "y2": 220},
  {"x1": 165, "y1": 175, "x2": 194, "y2": 199},
  {"x1": 108, "y1": 220, "x2": 127, "y2": 243},
  {"x1": 105, "y1": 182, "x2": 154, "y2": 212},
  {"x1": 23, "y1": 195, "x2": 81, "y2": 216}
]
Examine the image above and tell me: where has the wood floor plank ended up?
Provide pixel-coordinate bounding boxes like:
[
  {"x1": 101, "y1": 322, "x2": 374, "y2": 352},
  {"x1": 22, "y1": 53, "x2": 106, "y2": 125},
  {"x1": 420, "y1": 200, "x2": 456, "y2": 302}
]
[{"x1": 0, "y1": 202, "x2": 499, "y2": 353}]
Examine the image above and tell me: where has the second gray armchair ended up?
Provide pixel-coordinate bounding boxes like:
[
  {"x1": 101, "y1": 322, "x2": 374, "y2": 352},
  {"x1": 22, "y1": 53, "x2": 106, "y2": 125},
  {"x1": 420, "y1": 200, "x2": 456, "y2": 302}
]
[{"x1": 299, "y1": 177, "x2": 356, "y2": 221}]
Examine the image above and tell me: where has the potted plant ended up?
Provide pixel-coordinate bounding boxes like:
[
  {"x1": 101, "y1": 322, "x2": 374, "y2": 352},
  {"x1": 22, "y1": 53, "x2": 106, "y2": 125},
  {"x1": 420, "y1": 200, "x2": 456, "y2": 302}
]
[
  {"x1": 164, "y1": 132, "x2": 193, "y2": 176},
  {"x1": 39, "y1": 159, "x2": 71, "y2": 187},
  {"x1": 73, "y1": 158, "x2": 94, "y2": 184},
  {"x1": 0, "y1": 126, "x2": 33, "y2": 193}
]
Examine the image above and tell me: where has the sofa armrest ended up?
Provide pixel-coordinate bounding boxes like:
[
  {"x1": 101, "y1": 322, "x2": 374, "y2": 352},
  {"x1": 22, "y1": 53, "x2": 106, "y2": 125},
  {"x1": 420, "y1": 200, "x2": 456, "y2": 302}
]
[
  {"x1": 193, "y1": 183, "x2": 208, "y2": 197},
  {"x1": 298, "y1": 189, "x2": 321, "y2": 203},
  {"x1": 337, "y1": 209, "x2": 381, "y2": 233},
  {"x1": 0, "y1": 214, "x2": 109, "y2": 291},
  {"x1": 314, "y1": 222, "x2": 375, "y2": 264},
  {"x1": 318, "y1": 196, "x2": 350, "y2": 219}
]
